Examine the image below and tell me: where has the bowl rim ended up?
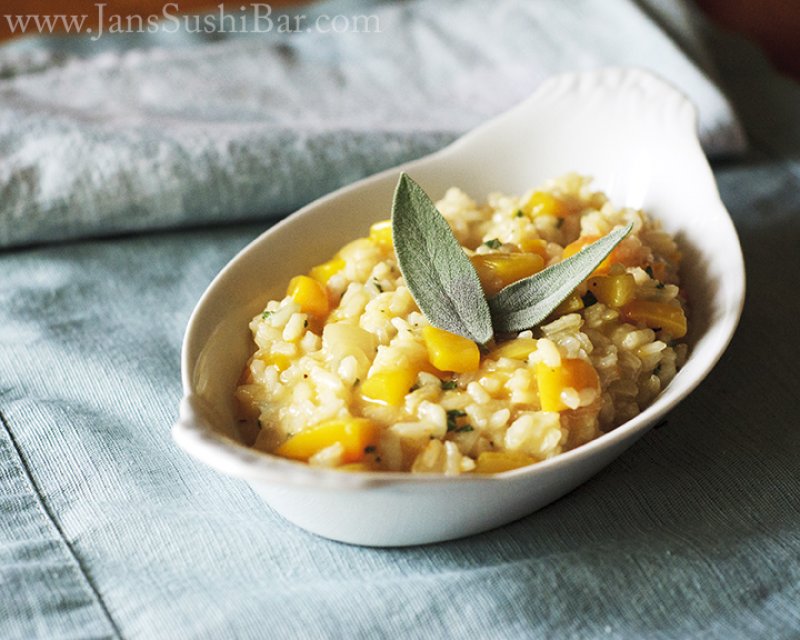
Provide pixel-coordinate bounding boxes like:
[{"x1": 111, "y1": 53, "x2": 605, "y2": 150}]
[{"x1": 172, "y1": 66, "x2": 746, "y2": 489}]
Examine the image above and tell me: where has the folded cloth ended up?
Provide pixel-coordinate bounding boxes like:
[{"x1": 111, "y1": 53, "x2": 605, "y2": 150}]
[{"x1": 0, "y1": 0, "x2": 744, "y2": 249}]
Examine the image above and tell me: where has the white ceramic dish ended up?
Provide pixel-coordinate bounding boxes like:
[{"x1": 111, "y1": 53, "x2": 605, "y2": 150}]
[{"x1": 172, "y1": 68, "x2": 745, "y2": 547}]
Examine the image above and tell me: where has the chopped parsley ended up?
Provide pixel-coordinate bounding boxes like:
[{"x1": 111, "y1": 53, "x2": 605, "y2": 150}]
[
  {"x1": 484, "y1": 238, "x2": 502, "y2": 250},
  {"x1": 441, "y1": 379, "x2": 458, "y2": 390},
  {"x1": 455, "y1": 425, "x2": 474, "y2": 433},
  {"x1": 372, "y1": 278, "x2": 384, "y2": 293},
  {"x1": 581, "y1": 290, "x2": 598, "y2": 307},
  {"x1": 261, "y1": 310, "x2": 272, "y2": 319},
  {"x1": 515, "y1": 209, "x2": 525, "y2": 218},
  {"x1": 446, "y1": 409, "x2": 467, "y2": 432}
]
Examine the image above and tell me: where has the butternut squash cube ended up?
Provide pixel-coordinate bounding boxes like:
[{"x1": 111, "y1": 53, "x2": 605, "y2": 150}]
[
  {"x1": 524, "y1": 191, "x2": 568, "y2": 218},
  {"x1": 488, "y1": 338, "x2": 538, "y2": 361},
  {"x1": 587, "y1": 273, "x2": 637, "y2": 308},
  {"x1": 553, "y1": 292, "x2": 584, "y2": 316},
  {"x1": 474, "y1": 451, "x2": 537, "y2": 474},
  {"x1": 620, "y1": 300, "x2": 687, "y2": 338},
  {"x1": 561, "y1": 235, "x2": 616, "y2": 275},
  {"x1": 309, "y1": 255, "x2": 345, "y2": 283},
  {"x1": 369, "y1": 219, "x2": 393, "y2": 249},
  {"x1": 287, "y1": 275, "x2": 330, "y2": 317},
  {"x1": 518, "y1": 237, "x2": 549, "y2": 260},
  {"x1": 470, "y1": 253, "x2": 544, "y2": 296},
  {"x1": 264, "y1": 352, "x2": 291, "y2": 372},
  {"x1": 422, "y1": 326, "x2": 480, "y2": 373},
  {"x1": 535, "y1": 358, "x2": 600, "y2": 412},
  {"x1": 275, "y1": 418, "x2": 377, "y2": 463},
  {"x1": 360, "y1": 368, "x2": 418, "y2": 407}
]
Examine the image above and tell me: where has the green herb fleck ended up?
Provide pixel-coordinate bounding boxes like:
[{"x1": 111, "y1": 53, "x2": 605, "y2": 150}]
[
  {"x1": 515, "y1": 209, "x2": 525, "y2": 218},
  {"x1": 446, "y1": 409, "x2": 467, "y2": 432},
  {"x1": 441, "y1": 379, "x2": 458, "y2": 390},
  {"x1": 455, "y1": 424, "x2": 474, "y2": 433},
  {"x1": 373, "y1": 278, "x2": 384, "y2": 293},
  {"x1": 484, "y1": 238, "x2": 502, "y2": 250},
  {"x1": 261, "y1": 310, "x2": 272, "y2": 320},
  {"x1": 582, "y1": 290, "x2": 598, "y2": 307},
  {"x1": 392, "y1": 173, "x2": 493, "y2": 345}
]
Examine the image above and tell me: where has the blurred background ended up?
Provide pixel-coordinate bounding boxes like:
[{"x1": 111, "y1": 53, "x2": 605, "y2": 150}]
[{"x1": 1, "y1": 0, "x2": 799, "y2": 80}]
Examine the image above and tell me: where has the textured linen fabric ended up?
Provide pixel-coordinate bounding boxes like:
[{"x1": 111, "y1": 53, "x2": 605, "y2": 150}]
[
  {"x1": 0, "y1": 0, "x2": 746, "y2": 250},
  {"x1": 2, "y1": 3, "x2": 800, "y2": 639}
]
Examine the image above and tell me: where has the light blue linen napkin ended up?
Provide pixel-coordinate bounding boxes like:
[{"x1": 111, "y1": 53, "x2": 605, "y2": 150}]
[
  {"x1": 3, "y1": 2, "x2": 800, "y2": 638},
  {"x1": 0, "y1": 0, "x2": 745, "y2": 249}
]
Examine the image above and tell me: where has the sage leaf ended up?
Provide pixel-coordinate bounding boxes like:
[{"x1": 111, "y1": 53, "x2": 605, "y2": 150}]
[
  {"x1": 489, "y1": 223, "x2": 633, "y2": 333},
  {"x1": 392, "y1": 173, "x2": 494, "y2": 345}
]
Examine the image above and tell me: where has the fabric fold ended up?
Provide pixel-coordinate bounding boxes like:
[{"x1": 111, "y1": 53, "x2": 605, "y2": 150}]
[{"x1": 0, "y1": 0, "x2": 744, "y2": 249}]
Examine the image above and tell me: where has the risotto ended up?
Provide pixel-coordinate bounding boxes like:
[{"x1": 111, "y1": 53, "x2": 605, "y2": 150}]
[{"x1": 235, "y1": 174, "x2": 688, "y2": 474}]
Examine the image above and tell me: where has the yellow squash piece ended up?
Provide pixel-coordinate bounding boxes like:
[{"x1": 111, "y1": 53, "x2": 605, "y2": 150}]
[
  {"x1": 337, "y1": 462, "x2": 374, "y2": 473},
  {"x1": 587, "y1": 274, "x2": 637, "y2": 308},
  {"x1": 369, "y1": 219, "x2": 393, "y2": 249},
  {"x1": 275, "y1": 418, "x2": 378, "y2": 463},
  {"x1": 553, "y1": 292, "x2": 584, "y2": 317},
  {"x1": 470, "y1": 253, "x2": 545, "y2": 296},
  {"x1": 287, "y1": 275, "x2": 330, "y2": 317},
  {"x1": 360, "y1": 368, "x2": 418, "y2": 407},
  {"x1": 620, "y1": 300, "x2": 687, "y2": 338},
  {"x1": 488, "y1": 338, "x2": 538, "y2": 361},
  {"x1": 309, "y1": 255, "x2": 345, "y2": 283},
  {"x1": 474, "y1": 451, "x2": 537, "y2": 474},
  {"x1": 263, "y1": 352, "x2": 291, "y2": 372},
  {"x1": 536, "y1": 358, "x2": 600, "y2": 412},
  {"x1": 422, "y1": 326, "x2": 480, "y2": 373},
  {"x1": 561, "y1": 235, "x2": 617, "y2": 275},
  {"x1": 518, "y1": 237, "x2": 549, "y2": 260},
  {"x1": 524, "y1": 191, "x2": 568, "y2": 218}
]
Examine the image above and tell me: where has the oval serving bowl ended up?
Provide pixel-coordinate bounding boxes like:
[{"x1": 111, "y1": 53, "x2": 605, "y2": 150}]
[{"x1": 173, "y1": 68, "x2": 745, "y2": 547}]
